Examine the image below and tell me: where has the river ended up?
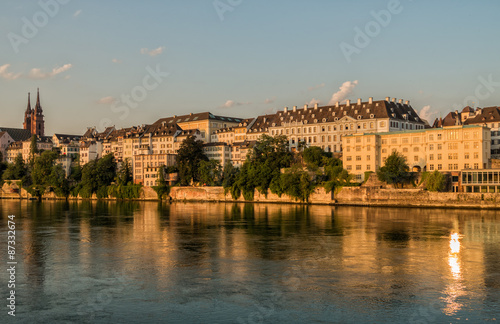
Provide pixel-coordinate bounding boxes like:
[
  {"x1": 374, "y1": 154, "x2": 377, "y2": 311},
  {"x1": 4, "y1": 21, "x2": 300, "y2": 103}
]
[{"x1": 0, "y1": 200, "x2": 499, "y2": 323}]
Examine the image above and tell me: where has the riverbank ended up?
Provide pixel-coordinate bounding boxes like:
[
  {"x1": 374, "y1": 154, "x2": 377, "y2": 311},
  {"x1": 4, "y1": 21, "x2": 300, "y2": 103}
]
[{"x1": 4, "y1": 182, "x2": 500, "y2": 209}]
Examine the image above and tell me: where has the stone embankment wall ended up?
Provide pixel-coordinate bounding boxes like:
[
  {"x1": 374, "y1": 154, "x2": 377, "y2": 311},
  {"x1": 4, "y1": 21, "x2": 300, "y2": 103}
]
[
  {"x1": 335, "y1": 187, "x2": 500, "y2": 209},
  {"x1": 169, "y1": 186, "x2": 334, "y2": 204}
]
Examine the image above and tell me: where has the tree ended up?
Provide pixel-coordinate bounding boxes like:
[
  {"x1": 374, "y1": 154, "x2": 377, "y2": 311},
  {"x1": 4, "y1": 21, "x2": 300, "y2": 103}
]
[
  {"x1": 29, "y1": 135, "x2": 39, "y2": 166},
  {"x1": 117, "y1": 158, "x2": 132, "y2": 186},
  {"x1": 198, "y1": 160, "x2": 222, "y2": 186},
  {"x1": 303, "y1": 146, "x2": 332, "y2": 168},
  {"x1": 376, "y1": 151, "x2": 412, "y2": 188},
  {"x1": 222, "y1": 162, "x2": 239, "y2": 189},
  {"x1": 32, "y1": 150, "x2": 59, "y2": 185},
  {"x1": 425, "y1": 171, "x2": 447, "y2": 192},
  {"x1": 2, "y1": 154, "x2": 28, "y2": 183},
  {"x1": 176, "y1": 136, "x2": 208, "y2": 185},
  {"x1": 152, "y1": 166, "x2": 170, "y2": 199}
]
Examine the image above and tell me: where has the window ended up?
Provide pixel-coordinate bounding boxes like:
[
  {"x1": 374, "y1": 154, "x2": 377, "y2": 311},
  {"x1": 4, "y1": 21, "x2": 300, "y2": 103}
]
[
  {"x1": 448, "y1": 143, "x2": 458, "y2": 150},
  {"x1": 413, "y1": 147, "x2": 419, "y2": 152},
  {"x1": 346, "y1": 165, "x2": 352, "y2": 171},
  {"x1": 437, "y1": 134, "x2": 442, "y2": 140},
  {"x1": 465, "y1": 153, "x2": 469, "y2": 159},
  {"x1": 438, "y1": 154, "x2": 442, "y2": 160},
  {"x1": 429, "y1": 134, "x2": 434, "y2": 141},
  {"x1": 366, "y1": 165, "x2": 371, "y2": 170},
  {"x1": 474, "y1": 142, "x2": 479, "y2": 149},
  {"x1": 402, "y1": 138, "x2": 409, "y2": 144},
  {"x1": 346, "y1": 156, "x2": 352, "y2": 161},
  {"x1": 474, "y1": 152, "x2": 479, "y2": 159},
  {"x1": 356, "y1": 165, "x2": 362, "y2": 170},
  {"x1": 429, "y1": 164, "x2": 434, "y2": 171},
  {"x1": 464, "y1": 142, "x2": 470, "y2": 149},
  {"x1": 429, "y1": 144, "x2": 434, "y2": 150},
  {"x1": 403, "y1": 148, "x2": 408, "y2": 153},
  {"x1": 366, "y1": 155, "x2": 370, "y2": 161},
  {"x1": 382, "y1": 149, "x2": 387, "y2": 153},
  {"x1": 356, "y1": 156, "x2": 361, "y2": 161},
  {"x1": 429, "y1": 154, "x2": 434, "y2": 160},
  {"x1": 464, "y1": 163, "x2": 469, "y2": 169},
  {"x1": 437, "y1": 144, "x2": 442, "y2": 150},
  {"x1": 391, "y1": 138, "x2": 397, "y2": 144},
  {"x1": 474, "y1": 163, "x2": 479, "y2": 169},
  {"x1": 438, "y1": 164, "x2": 442, "y2": 170},
  {"x1": 414, "y1": 156, "x2": 419, "y2": 162}
]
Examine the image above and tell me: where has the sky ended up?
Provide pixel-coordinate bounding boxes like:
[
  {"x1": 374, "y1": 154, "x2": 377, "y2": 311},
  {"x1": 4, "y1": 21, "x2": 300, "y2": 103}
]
[{"x1": 1, "y1": 0, "x2": 500, "y2": 135}]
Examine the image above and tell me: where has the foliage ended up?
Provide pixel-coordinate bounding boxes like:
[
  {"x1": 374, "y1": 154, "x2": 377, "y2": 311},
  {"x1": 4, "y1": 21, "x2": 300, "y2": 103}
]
[
  {"x1": 152, "y1": 167, "x2": 170, "y2": 199},
  {"x1": 425, "y1": 171, "x2": 447, "y2": 192},
  {"x1": 323, "y1": 165, "x2": 353, "y2": 193},
  {"x1": 29, "y1": 135, "x2": 39, "y2": 166},
  {"x1": 376, "y1": 152, "x2": 413, "y2": 188},
  {"x1": 222, "y1": 162, "x2": 239, "y2": 190},
  {"x1": 229, "y1": 135, "x2": 294, "y2": 200},
  {"x1": 2, "y1": 154, "x2": 30, "y2": 186},
  {"x1": 198, "y1": 160, "x2": 223, "y2": 186},
  {"x1": 76, "y1": 154, "x2": 117, "y2": 197},
  {"x1": 302, "y1": 146, "x2": 332, "y2": 169},
  {"x1": 176, "y1": 136, "x2": 208, "y2": 185},
  {"x1": 364, "y1": 171, "x2": 374, "y2": 183},
  {"x1": 108, "y1": 184, "x2": 142, "y2": 199},
  {"x1": 117, "y1": 158, "x2": 133, "y2": 186},
  {"x1": 270, "y1": 166, "x2": 315, "y2": 202}
]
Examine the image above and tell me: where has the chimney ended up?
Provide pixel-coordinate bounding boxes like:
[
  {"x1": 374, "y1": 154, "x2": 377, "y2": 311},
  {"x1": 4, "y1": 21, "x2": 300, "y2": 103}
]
[
  {"x1": 314, "y1": 103, "x2": 318, "y2": 109},
  {"x1": 346, "y1": 100, "x2": 351, "y2": 106},
  {"x1": 385, "y1": 97, "x2": 390, "y2": 101},
  {"x1": 392, "y1": 98, "x2": 396, "y2": 103},
  {"x1": 302, "y1": 104, "x2": 307, "y2": 110},
  {"x1": 368, "y1": 97, "x2": 373, "y2": 104},
  {"x1": 190, "y1": 112, "x2": 193, "y2": 116},
  {"x1": 405, "y1": 100, "x2": 410, "y2": 105},
  {"x1": 335, "y1": 101, "x2": 339, "y2": 108},
  {"x1": 398, "y1": 99, "x2": 403, "y2": 104},
  {"x1": 263, "y1": 117, "x2": 267, "y2": 123},
  {"x1": 284, "y1": 107, "x2": 288, "y2": 113},
  {"x1": 357, "y1": 98, "x2": 362, "y2": 105},
  {"x1": 173, "y1": 115, "x2": 177, "y2": 118},
  {"x1": 293, "y1": 106, "x2": 297, "y2": 111}
]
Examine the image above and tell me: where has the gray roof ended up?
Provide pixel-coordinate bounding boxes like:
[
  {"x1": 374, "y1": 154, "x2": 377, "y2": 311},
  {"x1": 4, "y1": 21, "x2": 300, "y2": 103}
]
[{"x1": 0, "y1": 127, "x2": 32, "y2": 141}]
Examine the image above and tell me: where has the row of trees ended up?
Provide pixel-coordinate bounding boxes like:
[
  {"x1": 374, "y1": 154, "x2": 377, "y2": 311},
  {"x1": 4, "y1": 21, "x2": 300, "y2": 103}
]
[{"x1": 173, "y1": 135, "x2": 356, "y2": 202}]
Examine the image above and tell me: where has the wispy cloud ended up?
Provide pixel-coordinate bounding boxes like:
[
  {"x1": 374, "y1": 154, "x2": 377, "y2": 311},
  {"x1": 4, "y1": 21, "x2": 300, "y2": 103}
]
[
  {"x1": 140, "y1": 46, "x2": 165, "y2": 57},
  {"x1": 308, "y1": 83, "x2": 325, "y2": 91},
  {"x1": 73, "y1": 9, "x2": 82, "y2": 17},
  {"x1": 419, "y1": 105, "x2": 437, "y2": 122},
  {"x1": 28, "y1": 64, "x2": 72, "y2": 79},
  {"x1": 111, "y1": 58, "x2": 121, "y2": 64},
  {"x1": 0, "y1": 64, "x2": 22, "y2": 80},
  {"x1": 219, "y1": 100, "x2": 251, "y2": 109},
  {"x1": 264, "y1": 97, "x2": 276, "y2": 104},
  {"x1": 328, "y1": 80, "x2": 359, "y2": 105},
  {"x1": 97, "y1": 96, "x2": 117, "y2": 105},
  {"x1": 308, "y1": 98, "x2": 321, "y2": 106}
]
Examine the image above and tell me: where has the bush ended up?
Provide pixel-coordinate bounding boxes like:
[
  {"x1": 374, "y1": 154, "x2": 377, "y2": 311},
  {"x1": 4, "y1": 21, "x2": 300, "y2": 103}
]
[
  {"x1": 425, "y1": 171, "x2": 447, "y2": 192},
  {"x1": 108, "y1": 184, "x2": 143, "y2": 199}
]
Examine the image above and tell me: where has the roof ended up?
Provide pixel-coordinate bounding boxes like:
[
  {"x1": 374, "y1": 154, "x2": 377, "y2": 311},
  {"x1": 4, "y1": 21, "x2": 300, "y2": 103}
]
[
  {"x1": 346, "y1": 124, "x2": 487, "y2": 137},
  {"x1": 54, "y1": 134, "x2": 81, "y2": 141},
  {"x1": 153, "y1": 112, "x2": 244, "y2": 126},
  {"x1": 433, "y1": 106, "x2": 500, "y2": 128},
  {"x1": 0, "y1": 127, "x2": 32, "y2": 141}
]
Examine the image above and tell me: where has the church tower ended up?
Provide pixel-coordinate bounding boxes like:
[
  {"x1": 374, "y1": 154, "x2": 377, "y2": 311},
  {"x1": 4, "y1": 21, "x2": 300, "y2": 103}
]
[
  {"x1": 31, "y1": 88, "x2": 45, "y2": 137},
  {"x1": 23, "y1": 92, "x2": 32, "y2": 133}
]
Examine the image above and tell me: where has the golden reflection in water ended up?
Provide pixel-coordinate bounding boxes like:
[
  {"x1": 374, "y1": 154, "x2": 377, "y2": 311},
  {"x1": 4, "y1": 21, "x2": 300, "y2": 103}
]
[{"x1": 443, "y1": 232, "x2": 464, "y2": 315}]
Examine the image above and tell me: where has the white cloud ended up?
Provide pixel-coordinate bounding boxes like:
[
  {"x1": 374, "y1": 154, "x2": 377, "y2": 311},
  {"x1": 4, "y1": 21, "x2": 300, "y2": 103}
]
[
  {"x1": 111, "y1": 58, "x2": 121, "y2": 64},
  {"x1": 328, "y1": 80, "x2": 359, "y2": 105},
  {"x1": 140, "y1": 46, "x2": 165, "y2": 57},
  {"x1": 28, "y1": 64, "x2": 72, "y2": 79},
  {"x1": 308, "y1": 98, "x2": 321, "y2": 106},
  {"x1": 219, "y1": 100, "x2": 251, "y2": 109},
  {"x1": 97, "y1": 96, "x2": 117, "y2": 105},
  {"x1": 0, "y1": 64, "x2": 22, "y2": 80},
  {"x1": 308, "y1": 83, "x2": 325, "y2": 91},
  {"x1": 73, "y1": 9, "x2": 82, "y2": 17},
  {"x1": 264, "y1": 97, "x2": 275, "y2": 104},
  {"x1": 419, "y1": 105, "x2": 437, "y2": 122}
]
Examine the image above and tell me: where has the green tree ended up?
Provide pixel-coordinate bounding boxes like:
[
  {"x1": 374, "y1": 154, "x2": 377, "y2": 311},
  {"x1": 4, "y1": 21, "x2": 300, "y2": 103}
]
[
  {"x1": 29, "y1": 135, "x2": 39, "y2": 166},
  {"x1": 376, "y1": 151, "x2": 412, "y2": 188},
  {"x1": 222, "y1": 162, "x2": 239, "y2": 189},
  {"x1": 2, "y1": 154, "x2": 29, "y2": 183},
  {"x1": 117, "y1": 158, "x2": 132, "y2": 186},
  {"x1": 152, "y1": 166, "x2": 170, "y2": 199},
  {"x1": 425, "y1": 170, "x2": 447, "y2": 192},
  {"x1": 176, "y1": 136, "x2": 208, "y2": 185},
  {"x1": 32, "y1": 150, "x2": 59, "y2": 185},
  {"x1": 198, "y1": 160, "x2": 223, "y2": 186},
  {"x1": 303, "y1": 146, "x2": 332, "y2": 168}
]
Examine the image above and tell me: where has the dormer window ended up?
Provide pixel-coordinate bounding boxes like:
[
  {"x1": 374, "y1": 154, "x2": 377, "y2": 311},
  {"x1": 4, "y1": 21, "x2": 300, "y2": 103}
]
[
  {"x1": 332, "y1": 112, "x2": 336, "y2": 116},
  {"x1": 370, "y1": 114, "x2": 374, "y2": 118},
  {"x1": 357, "y1": 115, "x2": 362, "y2": 120}
]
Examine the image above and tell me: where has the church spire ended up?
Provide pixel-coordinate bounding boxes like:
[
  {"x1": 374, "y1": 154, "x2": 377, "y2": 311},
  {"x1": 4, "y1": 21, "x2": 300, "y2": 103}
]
[
  {"x1": 35, "y1": 87, "x2": 42, "y2": 113},
  {"x1": 26, "y1": 92, "x2": 31, "y2": 113}
]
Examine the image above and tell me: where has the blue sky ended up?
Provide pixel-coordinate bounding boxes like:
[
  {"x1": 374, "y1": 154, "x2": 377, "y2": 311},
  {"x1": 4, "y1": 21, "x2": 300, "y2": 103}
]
[{"x1": 1, "y1": 0, "x2": 499, "y2": 134}]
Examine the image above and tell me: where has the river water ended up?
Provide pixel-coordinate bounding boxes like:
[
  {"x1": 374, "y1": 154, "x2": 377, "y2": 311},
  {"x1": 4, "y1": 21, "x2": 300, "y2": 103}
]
[{"x1": 0, "y1": 200, "x2": 499, "y2": 323}]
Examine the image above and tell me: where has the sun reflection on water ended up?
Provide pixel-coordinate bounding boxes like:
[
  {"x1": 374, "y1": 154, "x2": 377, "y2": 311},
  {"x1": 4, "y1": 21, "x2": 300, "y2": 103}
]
[{"x1": 443, "y1": 232, "x2": 464, "y2": 316}]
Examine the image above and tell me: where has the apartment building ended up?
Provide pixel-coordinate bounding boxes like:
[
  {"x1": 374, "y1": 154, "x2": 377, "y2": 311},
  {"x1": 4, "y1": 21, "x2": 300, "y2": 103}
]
[
  {"x1": 133, "y1": 153, "x2": 176, "y2": 185},
  {"x1": 343, "y1": 125, "x2": 491, "y2": 182},
  {"x1": 433, "y1": 106, "x2": 500, "y2": 158}
]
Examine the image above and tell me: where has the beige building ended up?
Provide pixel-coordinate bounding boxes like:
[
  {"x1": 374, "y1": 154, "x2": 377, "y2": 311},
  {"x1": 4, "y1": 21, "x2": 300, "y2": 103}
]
[
  {"x1": 343, "y1": 125, "x2": 491, "y2": 182},
  {"x1": 0, "y1": 132, "x2": 14, "y2": 161},
  {"x1": 133, "y1": 153, "x2": 176, "y2": 186}
]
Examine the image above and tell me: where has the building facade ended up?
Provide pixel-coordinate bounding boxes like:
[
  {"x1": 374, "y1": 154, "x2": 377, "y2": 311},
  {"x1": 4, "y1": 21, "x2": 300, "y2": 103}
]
[{"x1": 342, "y1": 125, "x2": 491, "y2": 182}]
